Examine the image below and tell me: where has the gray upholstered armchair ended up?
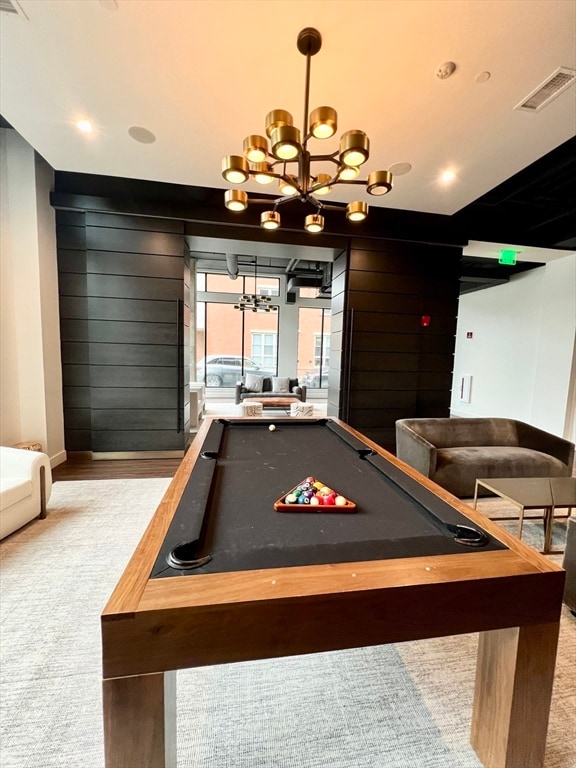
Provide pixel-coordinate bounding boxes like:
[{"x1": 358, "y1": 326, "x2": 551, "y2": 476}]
[
  {"x1": 235, "y1": 376, "x2": 306, "y2": 405},
  {"x1": 395, "y1": 417, "x2": 574, "y2": 498}
]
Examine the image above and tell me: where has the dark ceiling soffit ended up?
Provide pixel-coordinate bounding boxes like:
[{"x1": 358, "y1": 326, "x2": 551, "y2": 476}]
[
  {"x1": 51, "y1": 171, "x2": 468, "y2": 249},
  {"x1": 453, "y1": 136, "x2": 576, "y2": 250}
]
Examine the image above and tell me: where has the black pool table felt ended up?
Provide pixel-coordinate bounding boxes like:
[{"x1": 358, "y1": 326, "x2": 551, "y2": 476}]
[{"x1": 151, "y1": 419, "x2": 505, "y2": 577}]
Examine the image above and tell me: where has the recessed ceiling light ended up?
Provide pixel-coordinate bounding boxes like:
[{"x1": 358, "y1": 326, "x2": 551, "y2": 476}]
[
  {"x1": 475, "y1": 71, "x2": 491, "y2": 84},
  {"x1": 389, "y1": 162, "x2": 412, "y2": 176},
  {"x1": 128, "y1": 126, "x2": 156, "y2": 144},
  {"x1": 440, "y1": 170, "x2": 456, "y2": 183},
  {"x1": 76, "y1": 120, "x2": 93, "y2": 133}
]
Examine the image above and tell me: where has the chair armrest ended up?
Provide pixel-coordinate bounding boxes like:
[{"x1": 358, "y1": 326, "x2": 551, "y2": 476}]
[
  {"x1": 0, "y1": 447, "x2": 52, "y2": 507},
  {"x1": 395, "y1": 421, "x2": 437, "y2": 479},
  {"x1": 515, "y1": 421, "x2": 575, "y2": 469},
  {"x1": 292, "y1": 385, "x2": 306, "y2": 402},
  {"x1": 234, "y1": 383, "x2": 244, "y2": 405},
  {"x1": 1, "y1": 446, "x2": 41, "y2": 475}
]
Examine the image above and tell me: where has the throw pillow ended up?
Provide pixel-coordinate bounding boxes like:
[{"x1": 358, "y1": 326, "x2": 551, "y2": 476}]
[
  {"x1": 271, "y1": 376, "x2": 291, "y2": 393},
  {"x1": 244, "y1": 373, "x2": 264, "y2": 393}
]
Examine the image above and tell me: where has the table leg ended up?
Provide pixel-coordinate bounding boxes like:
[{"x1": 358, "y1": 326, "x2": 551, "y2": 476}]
[
  {"x1": 103, "y1": 670, "x2": 176, "y2": 768},
  {"x1": 543, "y1": 506, "x2": 554, "y2": 554},
  {"x1": 473, "y1": 481, "x2": 480, "y2": 510},
  {"x1": 517, "y1": 504, "x2": 526, "y2": 541},
  {"x1": 471, "y1": 622, "x2": 559, "y2": 768}
]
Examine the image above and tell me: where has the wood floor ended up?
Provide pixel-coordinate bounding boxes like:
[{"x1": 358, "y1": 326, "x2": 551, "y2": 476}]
[{"x1": 52, "y1": 456, "x2": 182, "y2": 481}]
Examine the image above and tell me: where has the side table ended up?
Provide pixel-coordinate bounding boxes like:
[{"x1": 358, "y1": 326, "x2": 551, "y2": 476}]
[{"x1": 12, "y1": 441, "x2": 43, "y2": 452}]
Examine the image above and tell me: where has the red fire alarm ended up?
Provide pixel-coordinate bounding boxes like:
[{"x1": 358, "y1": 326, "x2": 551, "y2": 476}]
[{"x1": 421, "y1": 315, "x2": 431, "y2": 327}]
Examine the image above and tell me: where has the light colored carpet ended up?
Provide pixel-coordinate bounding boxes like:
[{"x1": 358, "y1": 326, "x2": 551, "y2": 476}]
[{"x1": 0, "y1": 480, "x2": 574, "y2": 768}]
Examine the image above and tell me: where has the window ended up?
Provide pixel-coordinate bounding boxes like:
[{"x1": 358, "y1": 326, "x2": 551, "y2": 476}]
[
  {"x1": 257, "y1": 285, "x2": 278, "y2": 297},
  {"x1": 314, "y1": 333, "x2": 331, "y2": 368},
  {"x1": 297, "y1": 308, "x2": 331, "y2": 388},
  {"x1": 251, "y1": 332, "x2": 277, "y2": 369}
]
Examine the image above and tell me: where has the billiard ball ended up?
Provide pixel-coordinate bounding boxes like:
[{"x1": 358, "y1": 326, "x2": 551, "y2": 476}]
[
  {"x1": 335, "y1": 495, "x2": 347, "y2": 506},
  {"x1": 269, "y1": 424, "x2": 276, "y2": 431}
]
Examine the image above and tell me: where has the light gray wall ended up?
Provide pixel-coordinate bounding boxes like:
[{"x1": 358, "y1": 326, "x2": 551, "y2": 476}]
[
  {"x1": 0, "y1": 128, "x2": 65, "y2": 464},
  {"x1": 451, "y1": 253, "x2": 576, "y2": 438}
]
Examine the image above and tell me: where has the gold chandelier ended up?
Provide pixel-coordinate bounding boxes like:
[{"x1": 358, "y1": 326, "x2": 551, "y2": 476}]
[
  {"x1": 222, "y1": 27, "x2": 394, "y2": 234},
  {"x1": 234, "y1": 256, "x2": 278, "y2": 313}
]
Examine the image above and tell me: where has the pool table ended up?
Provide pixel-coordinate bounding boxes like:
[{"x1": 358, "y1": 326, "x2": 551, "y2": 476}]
[{"x1": 101, "y1": 417, "x2": 565, "y2": 768}]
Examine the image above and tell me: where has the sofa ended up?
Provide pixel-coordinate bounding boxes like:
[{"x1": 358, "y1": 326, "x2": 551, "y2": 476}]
[
  {"x1": 395, "y1": 417, "x2": 575, "y2": 498},
  {"x1": 189, "y1": 382, "x2": 206, "y2": 428},
  {"x1": 235, "y1": 375, "x2": 306, "y2": 405},
  {"x1": 0, "y1": 446, "x2": 52, "y2": 539}
]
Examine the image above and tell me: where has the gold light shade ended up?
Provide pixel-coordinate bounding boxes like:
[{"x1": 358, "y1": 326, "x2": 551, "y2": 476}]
[
  {"x1": 261, "y1": 211, "x2": 281, "y2": 230},
  {"x1": 270, "y1": 125, "x2": 302, "y2": 160},
  {"x1": 265, "y1": 109, "x2": 294, "y2": 138},
  {"x1": 224, "y1": 189, "x2": 248, "y2": 211},
  {"x1": 313, "y1": 173, "x2": 332, "y2": 195},
  {"x1": 337, "y1": 164, "x2": 360, "y2": 181},
  {"x1": 305, "y1": 213, "x2": 324, "y2": 233},
  {"x1": 222, "y1": 155, "x2": 249, "y2": 184},
  {"x1": 279, "y1": 175, "x2": 299, "y2": 196},
  {"x1": 346, "y1": 201, "x2": 368, "y2": 222},
  {"x1": 252, "y1": 162, "x2": 275, "y2": 184},
  {"x1": 339, "y1": 130, "x2": 370, "y2": 167},
  {"x1": 367, "y1": 170, "x2": 393, "y2": 196},
  {"x1": 309, "y1": 106, "x2": 337, "y2": 139},
  {"x1": 243, "y1": 135, "x2": 268, "y2": 163}
]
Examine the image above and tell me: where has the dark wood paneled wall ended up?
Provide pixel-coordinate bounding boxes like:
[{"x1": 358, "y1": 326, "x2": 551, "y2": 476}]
[
  {"x1": 52, "y1": 173, "x2": 465, "y2": 457},
  {"x1": 57, "y1": 211, "x2": 188, "y2": 453},
  {"x1": 331, "y1": 241, "x2": 461, "y2": 451}
]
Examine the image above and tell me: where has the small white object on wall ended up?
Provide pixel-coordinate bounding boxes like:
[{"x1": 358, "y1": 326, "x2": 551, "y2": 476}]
[{"x1": 460, "y1": 375, "x2": 472, "y2": 403}]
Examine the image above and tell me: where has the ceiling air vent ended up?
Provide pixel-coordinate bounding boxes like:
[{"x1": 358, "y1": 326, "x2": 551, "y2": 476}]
[
  {"x1": 514, "y1": 67, "x2": 576, "y2": 112},
  {"x1": 0, "y1": 0, "x2": 27, "y2": 17}
]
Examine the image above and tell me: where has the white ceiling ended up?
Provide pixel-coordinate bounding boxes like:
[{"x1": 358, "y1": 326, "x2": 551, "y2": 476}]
[{"x1": 1, "y1": 0, "x2": 575, "y2": 227}]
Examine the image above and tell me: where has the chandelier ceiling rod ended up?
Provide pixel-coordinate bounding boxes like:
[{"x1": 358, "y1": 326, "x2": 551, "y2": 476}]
[{"x1": 222, "y1": 27, "x2": 395, "y2": 234}]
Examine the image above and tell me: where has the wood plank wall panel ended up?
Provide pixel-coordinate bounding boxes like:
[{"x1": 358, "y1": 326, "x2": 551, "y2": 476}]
[
  {"x1": 326, "y1": 250, "x2": 348, "y2": 418},
  {"x1": 56, "y1": 210, "x2": 187, "y2": 453},
  {"x1": 182, "y1": 254, "x2": 191, "y2": 441},
  {"x1": 338, "y1": 241, "x2": 461, "y2": 451}
]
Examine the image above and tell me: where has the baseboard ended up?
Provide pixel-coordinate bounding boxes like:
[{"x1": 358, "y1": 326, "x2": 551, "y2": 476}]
[{"x1": 50, "y1": 450, "x2": 67, "y2": 468}]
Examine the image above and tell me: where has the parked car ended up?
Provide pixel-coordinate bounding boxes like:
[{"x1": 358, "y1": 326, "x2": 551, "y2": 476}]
[
  {"x1": 302, "y1": 369, "x2": 329, "y2": 388},
  {"x1": 196, "y1": 355, "x2": 276, "y2": 387}
]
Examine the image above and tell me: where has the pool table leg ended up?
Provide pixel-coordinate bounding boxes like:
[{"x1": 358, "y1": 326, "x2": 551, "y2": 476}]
[
  {"x1": 103, "y1": 670, "x2": 176, "y2": 768},
  {"x1": 471, "y1": 622, "x2": 560, "y2": 768}
]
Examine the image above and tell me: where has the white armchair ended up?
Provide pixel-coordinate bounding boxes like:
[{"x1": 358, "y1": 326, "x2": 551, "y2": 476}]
[{"x1": 0, "y1": 447, "x2": 52, "y2": 540}]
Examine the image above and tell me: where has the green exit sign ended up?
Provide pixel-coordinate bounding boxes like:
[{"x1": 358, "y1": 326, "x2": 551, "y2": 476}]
[{"x1": 499, "y1": 249, "x2": 518, "y2": 265}]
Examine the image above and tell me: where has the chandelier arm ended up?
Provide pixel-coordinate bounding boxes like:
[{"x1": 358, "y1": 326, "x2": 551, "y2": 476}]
[
  {"x1": 248, "y1": 170, "x2": 284, "y2": 181},
  {"x1": 274, "y1": 194, "x2": 305, "y2": 208},
  {"x1": 314, "y1": 201, "x2": 348, "y2": 212},
  {"x1": 299, "y1": 151, "x2": 310, "y2": 194},
  {"x1": 308, "y1": 152, "x2": 340, "y2": 163},
  {"x1": 244, "y1": 197, "x2": 284, "y2": 205},
  {"x1": 309, "y1": 172, "x2": 341, "y2": 194},
  {"x1": 267, "y1": 158, "x2": 297, "y2": 170},
  {"x1": 332, "y1": 178, "x2": 371, "y2": 185}
]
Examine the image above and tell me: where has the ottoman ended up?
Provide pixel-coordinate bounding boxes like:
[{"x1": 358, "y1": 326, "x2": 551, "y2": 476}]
[
  {"x1": 241, "y1": 401, "x2": 263, "y2": 417},
  {"x1": 290, "y1": 402, "x2": 314, "y2": 417}
]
